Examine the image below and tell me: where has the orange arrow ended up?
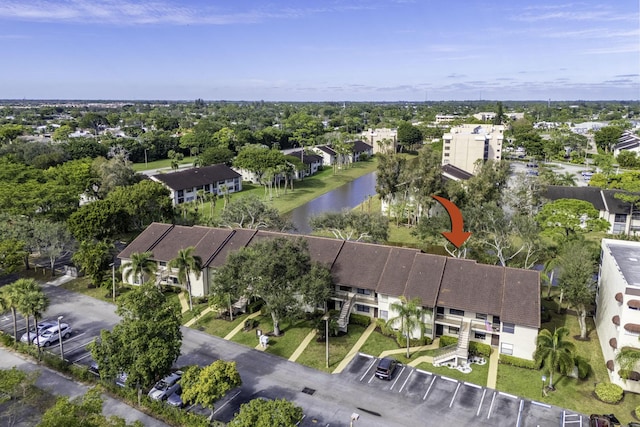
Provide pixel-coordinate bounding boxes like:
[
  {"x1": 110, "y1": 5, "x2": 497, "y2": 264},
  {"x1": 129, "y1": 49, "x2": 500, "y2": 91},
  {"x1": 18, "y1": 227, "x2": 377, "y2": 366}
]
[{"x1": 431, "y1": 195, "x2": 471, "y2": 248}]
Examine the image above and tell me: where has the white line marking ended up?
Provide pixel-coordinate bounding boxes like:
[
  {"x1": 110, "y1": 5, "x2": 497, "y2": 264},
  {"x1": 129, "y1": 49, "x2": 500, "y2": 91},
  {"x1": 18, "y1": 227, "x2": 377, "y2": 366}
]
[
  {"x1": 449, "y1": 382, "x2": 461, "y2": 408},
  {"x1": 439, "y1": 375, "x2": 457, "y2": 383},
  {"x1": 487, "y1": 391, "x2": 496, "y2": 419},
  {"x1": 423, "y1": 375, "x2": 437, "y2": 400},
  {"x1": 390, "y1": 366, "x2": 405, "y2": 390},
  {"x1": 498, "y1": 391, "x2": 518, "y2": 399},
  {"x1": 399, "y1": 369, "x2": 413, "y2": 393},
  {"x1": 416, "y1": 369, "x2": 433, "y2": 375},
  {"x1": 516, "y1": 399, "x2": 524, "y2": 427},
  {"x1": 464, "y1": 381, "x2": 482, "y2": 389},
  {"x1": 530, "y1": 401, "x2": 551, "y2": 408},
  {"x1": 213, "y1": 390, "x2": 241, "y2": 414},
  {"x1": 71, "y1": 353, "x2": 93, "y2": 363},
  {"x1": 362, "y1": 359, "x2": 377, "y2": 383},
  {"x1": 477, "y1": 389, "x2": 487, "y2": 416}
]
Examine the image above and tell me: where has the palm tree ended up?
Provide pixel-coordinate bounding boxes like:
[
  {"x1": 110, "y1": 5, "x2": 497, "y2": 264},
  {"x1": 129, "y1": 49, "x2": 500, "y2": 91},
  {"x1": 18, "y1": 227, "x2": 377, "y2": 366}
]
[
  {"x1": 168, "y1": 247, "x2": 202, "y2": 311},
  {"x1": 123, "y1": 251, "x2": 157, "y2": 286},
  {"x1": 533, "y1": 327, "x2": 575, "y2": 390},
  {"x1": 4, "y1": 282, "x2": 22, "y2": 341},
  {"x1": 386, "y1": 296, "x2": 424, "y2": 359},
  {"x1": 18, "y1": 279, "x2": 49, "y2": 349},
  {"x1": 616, "y1": 344, "x2": 640, "y2": 377}
]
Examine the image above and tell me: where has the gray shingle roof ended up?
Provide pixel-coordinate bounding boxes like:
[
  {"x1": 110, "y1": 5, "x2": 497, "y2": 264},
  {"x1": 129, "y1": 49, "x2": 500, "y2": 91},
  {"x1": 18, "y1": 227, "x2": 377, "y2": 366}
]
[
  {"x1": 118, "y1": 223, "x2": 540, "y2": 328},
  {"x1": 151, "y1": 164, "x2": 241, "y2": 191}
]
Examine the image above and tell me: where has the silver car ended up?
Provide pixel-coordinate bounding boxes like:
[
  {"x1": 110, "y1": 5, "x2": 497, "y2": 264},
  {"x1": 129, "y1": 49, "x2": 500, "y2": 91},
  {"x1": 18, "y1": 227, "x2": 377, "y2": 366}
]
[
  {"x1": 34, "y1": 323, "x2": 72, "y2": 347},
  {"x1": 148, "y1": 371, "x2": 182, "y2": 401},
  {"x1": 20, "y1": 320, "x2": 56, "y2": 343}
]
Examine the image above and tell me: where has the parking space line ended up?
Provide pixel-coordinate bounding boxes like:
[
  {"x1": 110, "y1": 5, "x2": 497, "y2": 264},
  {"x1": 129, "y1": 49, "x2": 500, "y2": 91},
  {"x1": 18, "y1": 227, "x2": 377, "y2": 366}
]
[
  {"x1": 449, "y1": 383, "x2": 461, "y2": 408},
  {"x1": 515, "y1": 399, "x2": 524, "y2": 427},
  {"x1": 212, "y1": 390, "x2": 241, "y2": 415},
  {"x1": 416, "y1": 368, "x2": 432, "y2": 375},
  {"x1": 477, "y1": 389, "x2": 487, "y2": 416},
  {"x1": 71, "y1": 353, "x2": 93, "y2": 363},
  {"x1": 423, "y1": 375, "x2": 436, "y2": 400},
  {"x1": 398, "y1": 369, "x2": 413, "y2": 393},
  {"x1": 362, "y1": 359, "x2": 377, "y2": 383},
  {"x1": 464, "y1": 382, "x2": 481, "y2": 389},
  {"x1": 498, "y1": 391, "x2": 518, "y2": 399},
  {"x1": 439, "y1": 375, "x2": 457, "y2": 383},
  {"x1": 487, "y1": 391, "x2": 496, "y2": 419},
  {"x1": 389, "y1": 365, "x2": 405, "y2": 390},
  {"x1": 531, "y1": 401, "x2": 551, "y2": 408}
]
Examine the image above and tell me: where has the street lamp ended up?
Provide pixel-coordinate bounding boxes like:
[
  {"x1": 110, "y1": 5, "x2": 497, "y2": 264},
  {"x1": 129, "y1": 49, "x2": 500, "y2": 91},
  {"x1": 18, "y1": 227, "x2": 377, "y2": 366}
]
[
  {"x1": 322, "y1": 314, "x2": 330, "y2": 369},
  {"x1": 144, "y1": 148, "x2": 148, "y2": 167},
  {"x1": 109, "y1": 262, "x2": 116, "y2": 302},
  {"x1": 57, "y1": 315, "x2": 64, "y2": 361}
]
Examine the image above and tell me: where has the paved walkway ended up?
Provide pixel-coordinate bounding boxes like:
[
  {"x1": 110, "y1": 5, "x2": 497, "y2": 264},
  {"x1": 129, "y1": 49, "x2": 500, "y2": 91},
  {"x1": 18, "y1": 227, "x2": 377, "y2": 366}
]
[
  {"x1": 288, "y1": 329, "x2": 318, "y2": 362},
  {"x1": 178, "y1": 291, "x2": 190, "y2": 313},
  {"x1": 224, "y1": 311, "x2": 262, "y2": 341},
  {"x1": 486, "y1": 347, "x2": 499, "y2": 388},
  {"x1": 331, "y1": 322, "x2": 377, "y2": 374}
]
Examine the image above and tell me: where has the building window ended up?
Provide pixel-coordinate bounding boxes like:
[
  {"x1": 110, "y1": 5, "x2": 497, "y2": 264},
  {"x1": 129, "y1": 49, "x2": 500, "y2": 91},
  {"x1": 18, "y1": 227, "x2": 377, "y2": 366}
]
[
  {"x1": 357, "y1": 288, "x2": 371, "y2": 296},
  {"x1": 476, "y1": 313, "x2": 487, "y2": 321},
  {"x1": 501, "y1": 343, "x2": 513, "y2": 355},
  {"x1": 449, "y1": 326, "x2": 459, "y2": 335},
  {"x1": 474, "y1": 332, "x2": 486, "y2": 340},
  {"x1": 444, "y1": 146, "x2": 450, "y2": 150},
  {"x1": 177, "y1": 190, "x2": 184, "y2": 197},
  {"x1": 615, "y1": 214, "x2": 627, "y2": 223},
  {"x1": 159, "y1": 261, "x2": 167, "y2": 267},
  {"x1": 443, "y1": 153, "x2": 450, "y2": 157},
  {"x1": 379, "y1": 310, "x2": 388, "y2": 321},
  {"x1": 355, "y1": 304, "x2": 370, "y2": 313},
  {"x1": 339, "y1": 286, "x2": 351, "y2": 292},
  {"x1": 450, "y1": 309, "x2": 464, "y2": 317},
  {"x1": 379, "y1": 294, "x2": 388, "y2": 302},
  {"x1": 502, "y1": 323, "x2": 515, "y2": 334}
]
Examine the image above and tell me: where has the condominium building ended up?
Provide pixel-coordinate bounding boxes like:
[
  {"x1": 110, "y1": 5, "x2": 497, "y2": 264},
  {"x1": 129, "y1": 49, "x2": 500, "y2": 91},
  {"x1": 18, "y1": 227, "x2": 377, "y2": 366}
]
[
  {"x1": 596, "y1": 239, "x2": 640, "y2": 392},
  {"x1": 442, "y1": 124, "x2": 505, "y2": 175}
]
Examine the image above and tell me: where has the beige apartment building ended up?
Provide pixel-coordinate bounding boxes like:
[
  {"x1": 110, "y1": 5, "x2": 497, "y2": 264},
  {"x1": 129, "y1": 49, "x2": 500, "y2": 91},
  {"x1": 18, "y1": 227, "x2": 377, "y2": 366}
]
[{"x1": 442, "y1": 124, "x2": 505, "y2": 175}]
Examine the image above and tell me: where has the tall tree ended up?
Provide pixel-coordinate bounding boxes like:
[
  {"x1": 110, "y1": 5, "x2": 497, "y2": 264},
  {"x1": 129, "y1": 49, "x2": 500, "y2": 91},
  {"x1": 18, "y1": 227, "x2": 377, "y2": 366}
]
[
  {"x1": 16, "y1": 279, "x2": 49, "y2": 349},
  {"x1": 89, "y1": 283, "x2": 182, "y2": 397},
  {"x1": 387, "y1": 296, "x2": 424, "y2": 359},
  {"x1": 594, "y1": 126, "x2": 623, "y2": 153},
  {"x1": 397, "y1": 121, "x2": 422, "y2": 152},
  {"x1": 219, "y1": 195, "x2": 291, "y2": 231},
  {"x1": 32, "y1": 220, "x2": 72, "y2": 277},
  {"x1": 181, "y1": 361, "x2": 242, "y2": 421},
  {"x1": 536, "y1": 199, "x2": 610, "y2": 241},
  {"x1": 72, "y1": 240, "x2": 115, "y2": 288},
  {"x1": 168, "y1": 247, "x2": 202, "y2": 311},
  {"x1": 309, "y1": 210, "x2": 389, "y2": 243},
  {"x1": 122, "y1": 251, "x2": 157, "y2": 285},
  {"x1": 228, "y1": 398, "x2": 303, "y2": 427},
  {"x1": 213, "y1": 237, "x2": 332, "y2": 336},
  {"x1": 533, "y1": 327, "x2": 575, "y2": 390}
]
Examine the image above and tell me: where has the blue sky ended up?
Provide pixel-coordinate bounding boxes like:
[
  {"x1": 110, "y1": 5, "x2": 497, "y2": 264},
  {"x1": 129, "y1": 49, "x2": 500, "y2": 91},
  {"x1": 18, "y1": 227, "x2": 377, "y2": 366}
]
[{"x1": 0, "y1": 1, "x2": 638, "y2": 101}]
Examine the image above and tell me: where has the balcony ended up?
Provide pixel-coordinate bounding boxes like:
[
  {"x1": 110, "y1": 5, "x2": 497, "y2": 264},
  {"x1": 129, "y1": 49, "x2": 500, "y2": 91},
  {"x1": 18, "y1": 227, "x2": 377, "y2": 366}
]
[{"x1": 333, "y1": 290, "x2": 377, "y2": 306}]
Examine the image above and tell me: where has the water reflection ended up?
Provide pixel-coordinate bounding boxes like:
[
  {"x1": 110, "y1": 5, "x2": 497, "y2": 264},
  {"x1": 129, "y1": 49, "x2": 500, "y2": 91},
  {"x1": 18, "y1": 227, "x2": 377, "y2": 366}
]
[{"x1": 288, "y1": 172, "x2": 377, "y2": 234}]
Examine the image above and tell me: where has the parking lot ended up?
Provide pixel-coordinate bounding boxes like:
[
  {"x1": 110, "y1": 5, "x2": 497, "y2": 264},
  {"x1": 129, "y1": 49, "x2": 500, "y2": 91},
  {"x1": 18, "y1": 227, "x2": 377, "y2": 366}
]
[{"x1": 343, "y1": 353, "x2": 585, "y2": 427}]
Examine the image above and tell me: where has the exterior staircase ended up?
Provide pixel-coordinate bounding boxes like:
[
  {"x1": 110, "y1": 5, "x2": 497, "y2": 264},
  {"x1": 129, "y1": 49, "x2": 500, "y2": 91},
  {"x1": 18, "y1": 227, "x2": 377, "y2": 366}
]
[
  {"x1": 433, "y1": 321, "x2": 471, "y2": 366},
  {"x1": 337, "y1": 293, "x2": 357, "y2": 333}
]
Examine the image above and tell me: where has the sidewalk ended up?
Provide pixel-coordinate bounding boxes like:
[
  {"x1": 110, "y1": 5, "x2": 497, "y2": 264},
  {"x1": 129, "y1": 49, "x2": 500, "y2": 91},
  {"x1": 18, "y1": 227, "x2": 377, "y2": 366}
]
[
  {"x1": 288, "y1": 329, "x2": 318, "y2": 362},
  {"x1": 331, "y1": 322, "x2": 377, "y2": 374},
  {"x1": 177, "y1": 291, "x2": 190, "y2": 314}
]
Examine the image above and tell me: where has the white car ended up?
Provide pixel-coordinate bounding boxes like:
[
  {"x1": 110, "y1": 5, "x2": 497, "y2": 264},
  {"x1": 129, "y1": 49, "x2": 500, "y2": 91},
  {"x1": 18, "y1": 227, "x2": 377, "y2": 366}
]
[
  {"x1": 20, "y1": 320, "x2": 56, "y2": 343},
  {"x1": 33, "y1": 323, "x2": 72, "y2": 347},
  {"x1": 148, "y1": 371, "x2": 183, "y2": 401}
]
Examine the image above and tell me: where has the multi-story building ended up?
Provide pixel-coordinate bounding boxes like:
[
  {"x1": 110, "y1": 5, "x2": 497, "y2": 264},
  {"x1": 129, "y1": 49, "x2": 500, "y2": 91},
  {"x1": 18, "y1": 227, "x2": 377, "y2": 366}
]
[
  {"x1": 596, "y1": 239, "x2": 640, "y2": 393},
  {"x1": 119, "y1": 223, "x2": 540, "y2": 362},
  {"x1": 360, "y1": 128, "x2": 397, "y2": 154},
  {"x1": 442, "y1": 124, "x2": 504, "y2": 175}
]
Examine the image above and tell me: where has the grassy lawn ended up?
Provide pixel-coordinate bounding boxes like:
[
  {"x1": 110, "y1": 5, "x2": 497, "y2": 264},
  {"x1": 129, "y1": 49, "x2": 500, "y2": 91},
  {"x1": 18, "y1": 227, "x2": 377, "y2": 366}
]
[
  {"x1": 61, "y1": 277, "x2": 118, "y2": 303},
  {"x1": 190, "y1": 311, "x2": 248, "y2": 338},
  {"x1": 131, "y1": 156, "x2": 197, "y2": 172},
  {"x1": 416, "y1": 360, "x2": 489, "y2": 387},
  {"x1": 359, "y1": 328, "x2": 399, "y2": 356},
  {"x1": 229, "y1": 315, "x2": 316, "y2": 359},
  {"x1": 296, "y1": 325, "x2": 366, "y2": 373},
  {"x1": 497, "y1": 291, "x2": 640, "y2": 424}
]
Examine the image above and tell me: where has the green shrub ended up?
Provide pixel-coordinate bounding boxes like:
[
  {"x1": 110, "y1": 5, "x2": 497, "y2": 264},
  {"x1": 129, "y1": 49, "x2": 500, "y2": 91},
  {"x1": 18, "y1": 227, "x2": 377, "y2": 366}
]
[
  {"x1": 376, "y1": 318, "x2": 395, "y2": 337},
  {"x1": 439, "y1": 336, "x2": 458, "y2": 348},
  {"x1": 574, "y1": 355, "x2": 591, "y2": 380},
  {"x1": 0, "y1": 332, "x2": 15, "y2": 346},
  {"x1": 635, "y1": 405, "x2": 640, "y2": 419},
  {"x1": 349, "y1": 313, "x2": 371, "y2": 327},
  {"x1": 469, "y1": 341, "x2": 492, "y2": 358},
  {"x1": 541, "y1": 311, "x2": 552, "y2": 323},
  {"x1": 595, "y1": 382, "x2": 623, "y2": 404},
  {"x1": 394, "y1": 333, "x2": 430, "y2": 347},
  {"x1": 499, "y1": 354, "x2": 538, "y2": 370},
  {"x1": 247, "y1": 298, "x2": 264, "y2": 314}
]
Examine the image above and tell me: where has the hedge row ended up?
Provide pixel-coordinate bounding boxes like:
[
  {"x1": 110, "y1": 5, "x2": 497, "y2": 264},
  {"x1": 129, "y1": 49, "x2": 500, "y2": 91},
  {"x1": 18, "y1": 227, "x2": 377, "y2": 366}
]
[{"x1": 499, "y1": 354, "x2": 538, "y2": 369}]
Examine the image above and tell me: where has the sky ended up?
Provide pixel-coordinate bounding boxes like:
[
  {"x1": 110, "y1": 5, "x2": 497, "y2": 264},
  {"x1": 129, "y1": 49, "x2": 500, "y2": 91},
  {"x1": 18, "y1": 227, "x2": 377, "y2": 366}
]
[{"x1": 0, "y1": 0, "x2": 638, "y2": 102}]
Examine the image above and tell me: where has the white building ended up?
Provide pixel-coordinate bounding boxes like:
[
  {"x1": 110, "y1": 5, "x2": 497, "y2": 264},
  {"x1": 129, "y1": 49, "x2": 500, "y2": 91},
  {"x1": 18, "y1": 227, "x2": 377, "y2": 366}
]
[
  {"x1": 442, "y1": 124, "x2": 505, "y2": 175},
  {"x1": 596, "y1": 239, "x2": 640, "y2": 392}
]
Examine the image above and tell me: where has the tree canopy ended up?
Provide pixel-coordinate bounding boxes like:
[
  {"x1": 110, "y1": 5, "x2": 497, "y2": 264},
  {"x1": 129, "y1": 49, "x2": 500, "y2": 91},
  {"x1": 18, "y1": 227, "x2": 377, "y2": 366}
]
[{"x1": 228, "y1": 398, "x2": 303, "y2": 427}]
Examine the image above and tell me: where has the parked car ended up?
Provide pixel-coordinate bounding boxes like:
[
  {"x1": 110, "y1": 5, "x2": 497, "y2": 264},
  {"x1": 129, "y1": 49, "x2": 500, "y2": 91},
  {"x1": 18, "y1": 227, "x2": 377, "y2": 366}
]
[
  {"x1": 589, "y1": 414, "x2": 620, "y2": 427},
  {"x1": 20, "y1": 320, "x2": 56, "y2": 343},
  {"x1": 34, "y1": 323, "x2": 72, "y2": 347},
  {"x1": 166, "y1": 384, "x2": 184, "y2": 408},
  {"x1": 375, "y1": 357, "x2": 398, "y2": 380},
  {"x1": 148, "y1": 371, "x2": 183, "y2": 401}
]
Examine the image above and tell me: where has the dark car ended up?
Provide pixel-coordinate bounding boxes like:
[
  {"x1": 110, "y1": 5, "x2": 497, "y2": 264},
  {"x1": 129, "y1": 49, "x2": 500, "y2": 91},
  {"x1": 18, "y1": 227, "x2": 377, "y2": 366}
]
[
  {"x1": 374, "y1": 357, "x2": 398, "y2": 380},
  {"x1": 166, "y1": 384, "x2": 184, "y2": 408},
  {"x1": 589, "y1": 414, "x2": 620, "y2": 427}
]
